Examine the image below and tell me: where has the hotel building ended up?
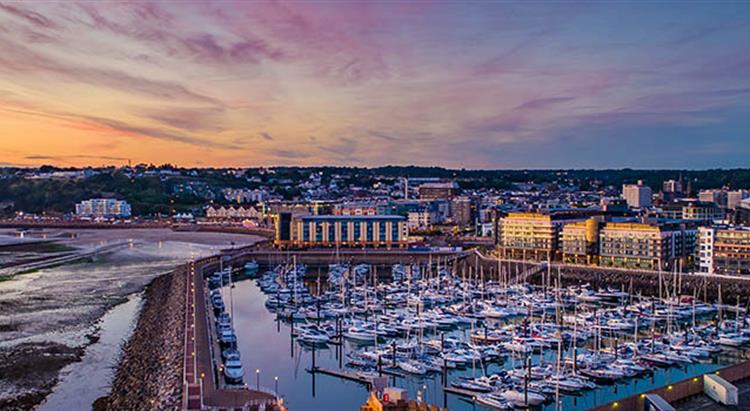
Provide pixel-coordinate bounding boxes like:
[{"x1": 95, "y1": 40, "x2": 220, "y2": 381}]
[{"x1": 275, "y1": 214, "x2": 408, "y2": 249}]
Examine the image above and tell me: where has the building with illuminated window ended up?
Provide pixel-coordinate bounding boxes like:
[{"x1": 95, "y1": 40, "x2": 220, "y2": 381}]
[
  {"x1": 560, "y1": 218, "x2": 602, "y2": 265},
  {"x1": 75, "y1": 198, "x2": 131, "y2": 219},
  {"x1": 275, "y1": 214, "x2": 408, "y2": 249},
  {"x1": 598, "y1": 221, "x2": 696, "y2": 271},
  {"x1": 698, "y1": 226, "x2": 750, "y2": 275},
  {"x1": 497, "y1": 211, "x2": 587, "y2": 261}
]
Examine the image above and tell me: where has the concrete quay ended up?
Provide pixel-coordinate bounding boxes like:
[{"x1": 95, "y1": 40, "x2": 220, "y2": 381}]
[{"x1": 185, "y1": 256, "x2": 282, "y2": 411}]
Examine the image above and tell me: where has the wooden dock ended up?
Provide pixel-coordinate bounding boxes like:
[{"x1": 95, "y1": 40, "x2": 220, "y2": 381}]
[
  {"x1": 307, "y1": 367, "x2": 373, "y2": 387},
  {"x1": 442, "y1": 386, "x2": 482, "y2": 398}
]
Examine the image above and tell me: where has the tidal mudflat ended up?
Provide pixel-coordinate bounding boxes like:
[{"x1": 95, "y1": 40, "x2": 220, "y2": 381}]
[{"x1": 0, "y1": 229, "x2": 262, "y2": 410}]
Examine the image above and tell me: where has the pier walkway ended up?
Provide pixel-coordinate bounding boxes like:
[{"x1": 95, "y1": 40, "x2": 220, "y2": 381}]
[{"x1": 183, "y1": 256, "x2": 281, "y2": 411}]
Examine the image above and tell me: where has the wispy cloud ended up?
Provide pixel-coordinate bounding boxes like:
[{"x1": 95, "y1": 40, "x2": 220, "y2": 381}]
[{"x1": 1, "y1": 1, "x2": 749, "y2": 168}]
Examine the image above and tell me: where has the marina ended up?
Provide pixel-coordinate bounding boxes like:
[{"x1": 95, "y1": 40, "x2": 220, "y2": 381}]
[{"x1": 205, "y1": 258, "x2": 750, "y2": 410}]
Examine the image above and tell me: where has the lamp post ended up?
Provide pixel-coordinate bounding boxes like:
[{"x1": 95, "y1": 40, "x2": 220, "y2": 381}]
[
  {"x1": 256, "y1": 369, "x2": 260, "y2": 390},
  {"x1": 274, "y1": 376, "x2": 279, "y2": 395}
]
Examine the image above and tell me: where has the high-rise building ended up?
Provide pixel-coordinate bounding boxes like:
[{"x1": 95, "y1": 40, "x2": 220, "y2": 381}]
[
  {"x1": 75, "y1": 198, "x2": 131, "y2": 218},
  {"x1": 697, "y1": 226, "x2": 750, "y2": 275},
  {"x1": 727, "y1": 190, "x2": 750, "y2": 210},
  {"x1": 622, "y1": 180, "x2": 652, "y2": 209},
  {"x1": 662, "y1": 179, "x2": 683, "y2": 194}
]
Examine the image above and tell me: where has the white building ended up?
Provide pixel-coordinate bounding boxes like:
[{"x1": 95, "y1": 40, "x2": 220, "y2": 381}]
[
  {"x1": 205, "y1": 205, "x2": 260, "y2": 220},
  {"x1": 622, "y1": 180, "x2": 652, "y2": 209},
  {"x1": 221, "y1": 188, "x2": 268, "y2": 203},
  {"x1": 407, "y1": 210, "x2": 432, "y2": 230},
  {"x1": 75, "y1": 199, "x2": 131, "y2": 218}
]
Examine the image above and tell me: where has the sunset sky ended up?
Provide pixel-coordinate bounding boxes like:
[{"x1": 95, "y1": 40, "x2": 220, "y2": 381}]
[{"x1": 1, "y1": 1, "x2": 749, "y2": 169}]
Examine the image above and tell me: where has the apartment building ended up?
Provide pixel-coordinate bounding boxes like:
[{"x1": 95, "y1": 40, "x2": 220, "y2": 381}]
[
  {"x1": 560, "y1": 218, "x2": 601, "y2": 265},
  {"x1": 497, "y1": 211, "x2": 586, "y2": 261},
  {"x1": 598, "y1": 221, "x2": 696, "y2": 271},
  {"x1": 698, "y1": 226, "x2": 750, "y2": 275},
  {"x1": 75, "y1": 198, "x2": 131, "y2": 219}
]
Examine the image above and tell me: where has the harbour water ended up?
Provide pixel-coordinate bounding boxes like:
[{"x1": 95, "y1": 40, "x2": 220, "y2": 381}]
[{"x1": 223, "y1": 274, "x2": 746, "y2": 410}]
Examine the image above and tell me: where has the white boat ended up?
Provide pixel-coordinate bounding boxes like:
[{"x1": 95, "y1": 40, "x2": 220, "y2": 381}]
[
  {"x1": 343, "y1": 327, "x2": 377, "y2": 342},
  {"x1": 398, "y1": 360, "x2": 427, "y2": 375},
  {"x1": 298, "y1": 329, "x2": 331, "y2": 344},
  {"x1": 475, "y1": 394, "x2": 508, "y2": 410},
  {"x1": 223, "y1": 358, "x2": 244, "y2": 383},
  {"x1": 502, "y1": 389, "x2": 546, "y2": 406}
]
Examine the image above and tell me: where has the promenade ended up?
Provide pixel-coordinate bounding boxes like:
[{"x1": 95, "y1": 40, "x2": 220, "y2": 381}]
[{"x1": 183, "y1": 256, "x2": 280, "y2": 411}]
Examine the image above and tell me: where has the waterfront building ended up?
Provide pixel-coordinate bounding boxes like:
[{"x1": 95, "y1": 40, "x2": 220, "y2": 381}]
[
  {"x1": 497, "y1": 211, "x2": 587, "y2": 261},
  {"x1": 622, "y1": 180, "x2": 652, "y2": 209},
  {"x1": 698, "y1": 226, "x2": 750, "y2": 275},
  {"x1": 560, "y1": 218, "x2": 601, "y2": 265},
  {"x1": 598, "y1": 221, "x2": 696, "y2": 271},
  {"x1": 275, "y1": 214, "x2": 408, "y2": 248},
  {"x1": 74, "y1": 198, "x2": 131, "y2": 219},
  {"x1": 418, "y1": 181, "x2": 458, "y2": 200}
]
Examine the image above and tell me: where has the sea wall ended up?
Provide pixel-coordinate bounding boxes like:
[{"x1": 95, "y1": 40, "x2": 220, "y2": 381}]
[{"x1": 105, "y1": 267, "x2": 187, "y2": 410}]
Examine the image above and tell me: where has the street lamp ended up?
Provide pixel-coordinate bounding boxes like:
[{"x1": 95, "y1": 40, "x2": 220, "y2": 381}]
[
  {"x1": 274, "y1": 376, "x2": 279, "y2": 394},
  {"x1": 256, "y1": 369, "x2": 260, "y2": 390}
]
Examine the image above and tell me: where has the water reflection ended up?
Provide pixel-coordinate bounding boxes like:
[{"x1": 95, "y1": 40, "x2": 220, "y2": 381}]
[{"x1": 225, "y1": 276, "x2": 739, "y2": 411}]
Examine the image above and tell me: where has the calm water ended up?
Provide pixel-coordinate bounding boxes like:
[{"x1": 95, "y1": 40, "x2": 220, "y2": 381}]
[{"x1": 225, "y1": 277, "x2": 742, "y2": 411}]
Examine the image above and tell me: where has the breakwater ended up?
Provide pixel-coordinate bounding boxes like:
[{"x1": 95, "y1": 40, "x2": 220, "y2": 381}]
[
  {"x1": 104, "y1": 267, "x2": 187, "y2": 410},
  {"x1": 469, "y1": 250, "x2": 750, "y2": 301}
]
